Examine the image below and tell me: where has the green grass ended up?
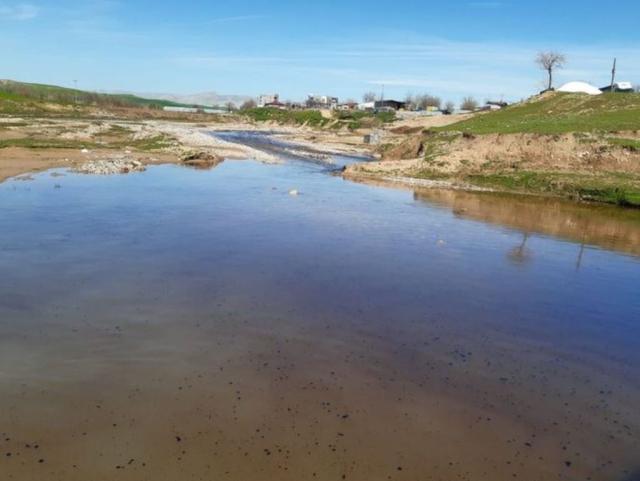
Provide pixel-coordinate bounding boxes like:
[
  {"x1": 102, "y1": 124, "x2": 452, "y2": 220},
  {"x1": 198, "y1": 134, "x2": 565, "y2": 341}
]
[
  {"x1": 0, "y1": 134, "x2": 173, "y2": 152},
  {"x1": 0, "y1": 138, "x2": 103, "y2": 149},
  {"x1": 333, "y1": 110, "x2": 396, "y2": 129},
  {"x1": 129, "y1": 135, "x2": 174, "y2": 151},
  {"x1": 608, "y1": 137, "x2": 640, "y2": 151},
  {"x1": 442, "y1": 93, "x2": 640, "y2": 135},
  {"x1": 242, "y1": 108, "x2": 330, "y2": 127},
  {"x1": 242, "y1": 108, "x2": 396, "y2": 129},
  {"x1": 463, "y1": 171, "x2": 640, "y2": 207},
  {"x1": 0, "y1": 79, "x2": 200, "y2": 114}
]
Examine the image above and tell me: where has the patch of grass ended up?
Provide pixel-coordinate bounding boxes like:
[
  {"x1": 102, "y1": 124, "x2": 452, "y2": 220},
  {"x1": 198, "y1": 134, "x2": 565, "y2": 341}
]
[
  {"x1": 422, "y1": 141, "x2": 444, "y2": 164},
  {"x1": 608, "y1": 138, "x2": 640, "y2": 152},
  {"x1": 102, "y1": 124, "x2": 134, "y2": 136},
  {"x1": 464, "y1": 171, "x2": 640, "y2": 207},
  {"x1": 242, "y1": 108, "x2": 396, "y2": 130},
  {"x1": 242, "y1": 108, "x2": 330, "y2": 127},
  {"x1": 442, "y1": 93, "x2": 640, "y2": 135},
  {"x1": 0, "y1": 138, "x2": 102, "y2": 149},
  {"x1": 128, "y1": 135, "x2": 173, "y2": 151},
  {"x1": 0, "y1": 133, "x2": 174, "y2": 152}
]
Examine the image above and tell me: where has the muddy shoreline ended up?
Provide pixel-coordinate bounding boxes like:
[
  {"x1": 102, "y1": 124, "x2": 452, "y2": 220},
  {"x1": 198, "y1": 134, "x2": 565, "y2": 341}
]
[{"x1": 2, "y1": 116, "x2": 640, "y2": 210}]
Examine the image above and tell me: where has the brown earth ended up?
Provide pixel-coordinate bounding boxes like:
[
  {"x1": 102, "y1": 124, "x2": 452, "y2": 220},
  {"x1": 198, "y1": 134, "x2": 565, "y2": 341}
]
[{"x1": 348, "y1": 132, "x2": 640, "y2": 179}]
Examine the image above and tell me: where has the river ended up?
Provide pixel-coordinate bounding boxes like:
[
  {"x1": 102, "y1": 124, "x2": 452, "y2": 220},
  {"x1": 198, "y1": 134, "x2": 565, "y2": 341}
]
[{"x1": 1, "y1": 134, "x2": 639, "y2": 481}]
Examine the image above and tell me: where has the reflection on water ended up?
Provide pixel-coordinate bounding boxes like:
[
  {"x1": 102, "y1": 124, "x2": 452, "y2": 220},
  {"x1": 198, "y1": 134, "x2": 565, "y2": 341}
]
[
  {"x1": 0, "y1": 159, "x2": 639, "y2": 481},
  {"x1": 414, "y1": 188, "x2": 640, "y2": 257}
]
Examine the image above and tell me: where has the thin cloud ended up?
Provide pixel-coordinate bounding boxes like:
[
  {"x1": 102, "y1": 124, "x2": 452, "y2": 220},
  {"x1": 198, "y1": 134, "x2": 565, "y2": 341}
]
[
  {"x1": 467, "y1": 2, "x2": 504, "y2": 8},
  {"x1": 207, "y1": 15, "x2": 267, "y2": 24},
  {"x1": 0, "y1": 3, "x2": 39, "y2": 20}
]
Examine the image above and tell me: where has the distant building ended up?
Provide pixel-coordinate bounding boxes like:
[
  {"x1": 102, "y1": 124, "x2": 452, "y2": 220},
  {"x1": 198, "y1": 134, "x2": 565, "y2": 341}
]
[
  {"x1": 600, "y1": 82, "x2": 635, "y2": 93},
  {"x1": 358, "y1": 101, "x2": 376, "y2": 111},
  {"x1": 307, "y1": 94, "x2": 339, "y2": 109},
  {"x1": 263, "y1": 100, "x2": 287, "y2": 110},
  {"x1": 336, "y1": 102, "x2": 358, "y2": 111},
  {"x1": 486, "y1": 101, "x2": 509, "y2": 109},
  {"x1": 162, "y1": 106, "x2": 229, "y2": 115},
  {"x1": 163, "y1": 106, "x2": 200, "y2": 113},
  {"x1": 258, "y1": 94, "x2": 279, "y2": 107},
  {"x1": 374, "y1": 100, "x2": 406, "y2": 111}
]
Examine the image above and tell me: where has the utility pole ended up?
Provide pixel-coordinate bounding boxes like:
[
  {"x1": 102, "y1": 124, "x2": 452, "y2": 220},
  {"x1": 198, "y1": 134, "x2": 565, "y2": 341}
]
[
  {"x1": 73, "y1": 79, "x2": 78, "y2": 106},
  {"x1": 610, "y1": 58, "x2": 617, "y2": 92}
]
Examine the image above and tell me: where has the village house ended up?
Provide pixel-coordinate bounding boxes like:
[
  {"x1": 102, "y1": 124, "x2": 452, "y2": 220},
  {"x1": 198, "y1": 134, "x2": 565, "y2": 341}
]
[
  {"x1": 336, "y1": 101, "x2": 359, "y2": 111},
  {"x1": 307, "y1": 94, "x2": 339, "y2": 109},
  {"x1": 600, "y1": 82, "x2": 635, "y2": 93},
  {"x1": 258, "y1": 94, "x2": 279, "y2": 107},
  {"x1": 374, "y1": 99, "x2": 406, "y2": 111}
]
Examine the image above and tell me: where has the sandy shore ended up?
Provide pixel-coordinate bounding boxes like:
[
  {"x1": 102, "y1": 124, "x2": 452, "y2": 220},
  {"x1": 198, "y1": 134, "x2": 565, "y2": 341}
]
[
  {"x1": 0, "y1": 119, "x2": 284, "y2": 183},
  {"x1": 0, "y1": 111, "x2": 479, "y2": 183}
]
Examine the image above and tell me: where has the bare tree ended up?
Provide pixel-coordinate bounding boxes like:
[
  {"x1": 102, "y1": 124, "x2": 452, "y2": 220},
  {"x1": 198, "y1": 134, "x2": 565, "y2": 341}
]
[
  {"x1": 536, "y1": 51, "x2": 566, "y2": 90},
  {"x1": 444, "y1": 101, "x2": 456, "y2": 114},
  {"x1": 460, "y1": 97, "x2": 478, "y2": 111},
  {"x1": 240, "y1": 99, "x2": 257, "y2": 110},
  {"x1": 418, "y1": 94, "x2": 441, "y2": 110},
  {"x1": 404, "y1": 92, "x2": 416, "y2": 110},
  {"x1": 362, "y1": 91, "x2": 377, "y2": 103},
  {"x1": 225, "y1": 101, "x2": 236, "y2": 112}
]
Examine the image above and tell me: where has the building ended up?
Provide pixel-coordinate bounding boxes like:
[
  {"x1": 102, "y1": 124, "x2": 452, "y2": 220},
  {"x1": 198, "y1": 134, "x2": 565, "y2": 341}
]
[
  {"x1": 258, "y1": 94, "x2": 279, "y2": 107},
  {"x1": 163, "y1": 106, "x2": 200, "y2": 113},
  {"x1": 336, "y1": 101, "x2": 358, "y2": 111},
  {"x1": 486, "y1": 101, "x2": 509, "y2": 109},
  {"x1": 263, "y1": 100, "x2": 287, "y2": 110},
  {"x1": 357, "y1": 101, "x2": 375, "y2": 111},
  {"x1": 600, "y1": 82, "x2": 635, "y2": 93},
  {"x1": 307, "y1": 94, "x2": 339, "y2": 109},
  {"x1": 374, "y1": 100, "x2": 406, "y2": 111}
]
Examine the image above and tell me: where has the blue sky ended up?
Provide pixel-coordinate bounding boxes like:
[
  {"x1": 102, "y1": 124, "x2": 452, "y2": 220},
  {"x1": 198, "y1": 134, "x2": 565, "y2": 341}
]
[{"x1": 2, "y1": 0, "x2": 640, "y2": 103}]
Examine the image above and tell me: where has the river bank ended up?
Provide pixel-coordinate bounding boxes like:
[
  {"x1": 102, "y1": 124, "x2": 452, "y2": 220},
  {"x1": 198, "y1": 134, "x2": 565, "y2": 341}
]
[
  {"x1": 0, "y1": 117, "x2": 373, "y2": 182},
  {"x1": 3, "y1": 105, "x2": 640, "y2": 208}
]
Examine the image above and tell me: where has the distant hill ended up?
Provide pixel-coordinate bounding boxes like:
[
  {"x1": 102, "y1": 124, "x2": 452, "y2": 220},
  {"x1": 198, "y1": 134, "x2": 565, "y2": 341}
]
[
  {"x1": 0, "y1": 79, "x2": 196, "y2": 111},
  {"x1": 112, "y1": 91, "x2": 254, "y2": 108}
]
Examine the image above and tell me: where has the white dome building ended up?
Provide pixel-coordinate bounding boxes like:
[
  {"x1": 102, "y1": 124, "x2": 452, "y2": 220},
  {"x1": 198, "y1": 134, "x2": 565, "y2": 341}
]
[{"x1": 557, "y1": 82, "x2": 602, "y2": 95}]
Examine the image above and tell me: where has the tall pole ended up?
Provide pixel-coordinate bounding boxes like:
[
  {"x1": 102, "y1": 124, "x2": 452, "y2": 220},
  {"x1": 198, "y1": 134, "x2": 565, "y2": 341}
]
[
  {"x1": 610, "y1": 58, "x2": 617, "y2": 92},
  {"x1": 73, "y1": 79, "x2": 78, "y2": 106}
]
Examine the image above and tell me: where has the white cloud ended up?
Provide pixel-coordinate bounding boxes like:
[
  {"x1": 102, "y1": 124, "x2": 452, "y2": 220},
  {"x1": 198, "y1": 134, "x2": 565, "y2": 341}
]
[
  {"x1": 207, "y1": 15, "x2": 266, "y2": 24},
  {"x1": 0, "y1": 3, "x2": 39, "y2": 20}
]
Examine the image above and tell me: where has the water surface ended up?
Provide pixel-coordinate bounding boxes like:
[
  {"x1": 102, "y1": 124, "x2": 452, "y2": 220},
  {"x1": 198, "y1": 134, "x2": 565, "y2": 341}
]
[{"x1": 1, "y1": 154, "x2": 639, "y2": 481}]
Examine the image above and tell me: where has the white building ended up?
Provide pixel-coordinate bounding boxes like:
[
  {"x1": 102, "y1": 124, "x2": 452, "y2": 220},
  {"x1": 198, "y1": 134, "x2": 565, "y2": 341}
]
[
  {"x1": 307, "y1": 94, "x2": 339, "y2": 109},
  {"x1": 258, "y1": 94, "x2": 279, "y2": 107}
]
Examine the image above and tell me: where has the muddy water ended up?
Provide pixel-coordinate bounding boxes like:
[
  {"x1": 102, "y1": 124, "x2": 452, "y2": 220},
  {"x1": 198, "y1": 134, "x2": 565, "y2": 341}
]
[{"x1": 0, "y1": 157, "x2": 639, "y2": 481}]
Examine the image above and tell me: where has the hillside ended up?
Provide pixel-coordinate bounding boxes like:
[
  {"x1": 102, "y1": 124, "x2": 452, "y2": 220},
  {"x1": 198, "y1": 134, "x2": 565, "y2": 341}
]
[
  {"x1": 0, "y1": 79, "x2": 195, "y2": 115},
  {"x1": 347, "y1": 93, "x2": 640, "y2": 207},
  {"x1": 443, "y1": 92, "x2": 640, "y2": 135}
]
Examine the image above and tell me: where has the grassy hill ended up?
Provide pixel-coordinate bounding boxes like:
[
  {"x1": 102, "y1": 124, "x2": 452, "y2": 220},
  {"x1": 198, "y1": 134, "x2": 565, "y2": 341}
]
[
  {"x1": 444, "y1": 92, "x2": 640, "y2": 135},
  {"x1": 0, "y1": 80, "x2": 196, "y2": 115},
  {"x1": 388, "y1": 92, "x2": 640, "y2": 207}
]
